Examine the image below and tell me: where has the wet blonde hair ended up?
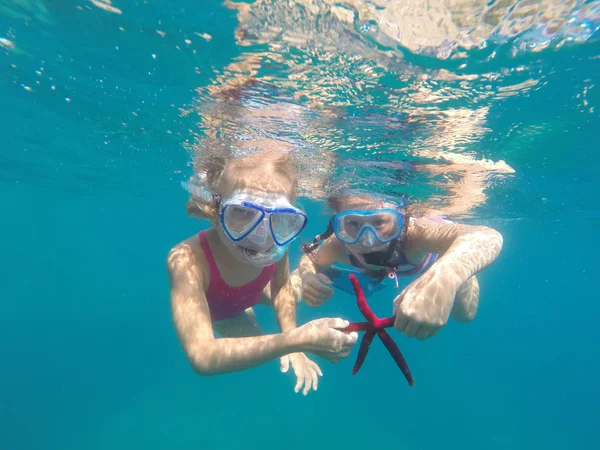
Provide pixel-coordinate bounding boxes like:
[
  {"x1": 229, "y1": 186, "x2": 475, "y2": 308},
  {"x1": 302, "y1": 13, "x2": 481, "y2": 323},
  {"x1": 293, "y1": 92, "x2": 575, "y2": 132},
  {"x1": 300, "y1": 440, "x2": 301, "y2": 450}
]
[
  {"x1": 327, "y1": 193, "x2": 394, "y2": 213},
  {"x1": 185, "y1": 144, "x2": 299, "y2": 221}
]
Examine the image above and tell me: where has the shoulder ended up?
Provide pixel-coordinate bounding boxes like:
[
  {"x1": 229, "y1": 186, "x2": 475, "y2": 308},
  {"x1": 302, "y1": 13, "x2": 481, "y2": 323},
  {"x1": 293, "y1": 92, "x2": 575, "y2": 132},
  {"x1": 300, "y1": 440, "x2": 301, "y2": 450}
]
[
  {"x1": 166, "y1": 235, "x2": 208, "y2": 283},
  {"x1": 167, "y1": 242, "x2": 195, "y2": 272}
]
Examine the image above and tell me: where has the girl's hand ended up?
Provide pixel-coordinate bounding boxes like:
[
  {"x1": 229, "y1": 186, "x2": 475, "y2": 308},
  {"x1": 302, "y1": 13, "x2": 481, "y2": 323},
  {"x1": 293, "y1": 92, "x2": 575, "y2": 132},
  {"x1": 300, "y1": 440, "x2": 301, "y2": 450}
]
[
  {"x1": 280, "y1": 352, "x2": 323, "y2": 395},
  {"x1": 281, "y1": 318, "x2": 359, "y2": 394},
  {"x1": 302, "y1": 273, "x2": 334, "y2": 307},
  {"x1": 296, "y1": 317, "x2": 358, "y2": 354},
  {"x1": 392, "y1": 270, "x2": 457, "y2": 340}
]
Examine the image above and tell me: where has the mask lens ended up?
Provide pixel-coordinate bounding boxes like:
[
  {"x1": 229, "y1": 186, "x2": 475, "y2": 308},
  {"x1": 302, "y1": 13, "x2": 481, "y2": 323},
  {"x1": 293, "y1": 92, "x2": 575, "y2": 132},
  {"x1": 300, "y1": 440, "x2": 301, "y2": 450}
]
[
  {"x1": 368, "y1": 212, "x2": 400, "y2": 241},
  {"x1": 271, "y1": 211, "x2": 307, "y2": 245},
  {"x1": 222, "y1": 204, "x2": 262, "y2": 240},
  {"x1": 335, "y1": 211, "x2": 401, "y2": 244}
]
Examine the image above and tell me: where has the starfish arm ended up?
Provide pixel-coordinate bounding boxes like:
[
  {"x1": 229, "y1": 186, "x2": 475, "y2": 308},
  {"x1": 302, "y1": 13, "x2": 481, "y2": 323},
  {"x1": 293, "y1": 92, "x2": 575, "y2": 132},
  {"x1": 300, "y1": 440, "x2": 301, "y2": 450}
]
[
  {"x1": 376, "y1": 316, "x2": 396, "y2": 329},
  {"x1": 352, "y1": 327, "x2": 376, "y2": 375},
  {"x1": 349, "y1": 274, "x2": 379, "y2": 324},
  {"x1": 376, "y1": 328, "x2": 414, "y2": 386},
  {"x1": 339, "y1": 321, "x2": 370, "y2": 332}
]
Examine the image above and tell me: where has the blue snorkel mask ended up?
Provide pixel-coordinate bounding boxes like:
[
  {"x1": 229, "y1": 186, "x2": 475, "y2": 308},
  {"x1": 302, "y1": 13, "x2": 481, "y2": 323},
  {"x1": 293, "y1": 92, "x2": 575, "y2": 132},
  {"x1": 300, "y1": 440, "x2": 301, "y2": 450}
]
[
  {"x1": 182, "y1": 177, "x2": 308, "y2": 267},
  {"x1": 302, "y1": 199, "x2": 408, "y2": 278},
  {"x1": 219, "y1": 191, "x2": 308, "y2": 266},
  {"x1": 332, "y1": 208, "x2": 404, "y2": 248}
]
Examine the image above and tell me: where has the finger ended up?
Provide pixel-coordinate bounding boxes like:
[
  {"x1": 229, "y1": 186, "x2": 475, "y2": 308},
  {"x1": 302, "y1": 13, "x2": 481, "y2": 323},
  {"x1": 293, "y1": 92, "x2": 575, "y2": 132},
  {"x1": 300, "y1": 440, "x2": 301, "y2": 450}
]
[
  {"x1": 303, "y1": 292, "x2": 321, "y2": 308},
  {"x1": 404, "y1": 320, "x2": 420, "y2": 338},
  {"x1": 302, "y1": 372, "x2": 313, "y2": 396},
  {"x1": 313, "y1": 361, "x2": 323, "y2": 377},
  {"x1": 309, "y1": 366, "x2": 319, "y2": 392},
  {"x1": 307, "y1": 280, "x2": 334, "y2": 298},
  {"x1": 280, "y1": 355, "x2": 290, "y2": 373},
  {"x1": 338, "y1": 348, "x2": 353, "y2": 358},
  {"x1": 342, "y1": 331, "x2": 358, "y2": 347},
  {"x1": 393, "y1": 289, "x2": 408, "y2": 315},
  {"x1": 316, "y1": 273, "x2": 334, "y2": 285},
  {"x1": 395, "y1": 314, "x2": 409, "y2": 332},
  {"x1": 429, "y1": 328, "x2": 441, "y2": 338},
  {"x1": 303, "y1": 286, "x2": 326, "y2": 306},
  {"x1": 294, "y1": 372, "x2": 304, "y2": 394},
  {"x1": 328, "y1": 318, "x2": 350, "y2": 329},
  {"x1": 416, "y1": 326, "x2": 432, "y2": 340}
]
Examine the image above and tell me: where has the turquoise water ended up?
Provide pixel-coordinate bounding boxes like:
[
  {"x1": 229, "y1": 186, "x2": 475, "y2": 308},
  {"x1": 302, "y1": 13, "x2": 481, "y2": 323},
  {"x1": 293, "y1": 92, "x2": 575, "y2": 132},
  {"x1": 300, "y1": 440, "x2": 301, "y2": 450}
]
[{"x1": 1, "y1": 1, "x2": 599, "y2": 449}]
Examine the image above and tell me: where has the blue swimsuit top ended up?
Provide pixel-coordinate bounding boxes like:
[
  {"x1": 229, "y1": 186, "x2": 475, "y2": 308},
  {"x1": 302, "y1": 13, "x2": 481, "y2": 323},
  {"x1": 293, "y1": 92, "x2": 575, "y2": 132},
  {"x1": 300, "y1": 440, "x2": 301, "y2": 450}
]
[{"x1": 324, "y1": 217, "x2": 452, "y2": 297}]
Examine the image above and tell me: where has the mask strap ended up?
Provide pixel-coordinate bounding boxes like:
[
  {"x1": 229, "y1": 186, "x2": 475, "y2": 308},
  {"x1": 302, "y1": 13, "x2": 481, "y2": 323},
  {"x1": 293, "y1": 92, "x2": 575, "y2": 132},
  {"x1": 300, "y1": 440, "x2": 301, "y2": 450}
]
[
  {"x1": 305, "y1": 237, "x2": 321, "y2": 262},
  {"x1": 302, "y1": 217, "x2": 334, "y2": 258}
]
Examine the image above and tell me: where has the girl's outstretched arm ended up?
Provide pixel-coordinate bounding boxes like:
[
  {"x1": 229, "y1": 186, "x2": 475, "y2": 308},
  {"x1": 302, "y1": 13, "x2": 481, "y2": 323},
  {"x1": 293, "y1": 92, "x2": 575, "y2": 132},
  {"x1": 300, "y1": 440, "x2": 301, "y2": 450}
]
[
  {"x1": 167, "y1": 243, "x2": 355, "y2": 375},
  {"x1": 405, "y1": 218, "x2": 503, "y2": 289},
  {"x1": 393, "y1": 219, "x2": 503, "y2": 339}
]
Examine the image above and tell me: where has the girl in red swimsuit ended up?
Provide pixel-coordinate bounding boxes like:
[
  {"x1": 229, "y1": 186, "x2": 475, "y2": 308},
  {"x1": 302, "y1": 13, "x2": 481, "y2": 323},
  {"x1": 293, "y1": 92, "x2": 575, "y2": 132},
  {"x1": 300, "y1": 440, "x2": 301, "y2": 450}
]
[{"x1": 167, "y1": 146, "x2": 357, "y2": 395}]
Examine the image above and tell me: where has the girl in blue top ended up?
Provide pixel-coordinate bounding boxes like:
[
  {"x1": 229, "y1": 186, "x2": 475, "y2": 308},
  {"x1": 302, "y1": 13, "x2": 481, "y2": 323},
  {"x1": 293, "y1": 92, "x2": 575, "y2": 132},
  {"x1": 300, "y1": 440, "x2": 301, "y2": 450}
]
[{"x1": 295, "y1": 192, "x2": 504, "y2": 340}]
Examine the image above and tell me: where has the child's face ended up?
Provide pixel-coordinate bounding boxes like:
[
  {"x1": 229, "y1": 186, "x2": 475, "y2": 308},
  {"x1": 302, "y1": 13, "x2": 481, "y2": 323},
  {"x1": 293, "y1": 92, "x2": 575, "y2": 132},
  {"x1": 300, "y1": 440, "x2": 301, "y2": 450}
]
[
  {"x1": 214, "y1": 190, "x2": 282, "y2": 264},
  {"x1": 336, "y1": 196, "x2": 397, "y2": 258},
  {"x1": 213, "y1": 157, "x2": 300, "y2": 265}
]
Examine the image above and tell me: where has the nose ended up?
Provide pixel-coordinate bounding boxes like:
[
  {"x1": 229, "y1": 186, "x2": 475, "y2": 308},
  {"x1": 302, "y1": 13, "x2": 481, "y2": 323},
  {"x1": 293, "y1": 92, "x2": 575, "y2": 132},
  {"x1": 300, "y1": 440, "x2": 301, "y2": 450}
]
[
  {"x1": 359, "y1": 228, "x2": 377, "y2": 247},
  {"x1": 248, "y1": 218, "x2": 269, "y2": 245}
]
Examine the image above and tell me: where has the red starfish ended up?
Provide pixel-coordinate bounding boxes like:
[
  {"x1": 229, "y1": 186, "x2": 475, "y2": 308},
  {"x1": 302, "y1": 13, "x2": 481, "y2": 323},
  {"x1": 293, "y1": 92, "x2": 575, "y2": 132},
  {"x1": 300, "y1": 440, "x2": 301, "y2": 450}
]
[{"x1": 338, "y1": 274, "x2": 414, "y2": 386}]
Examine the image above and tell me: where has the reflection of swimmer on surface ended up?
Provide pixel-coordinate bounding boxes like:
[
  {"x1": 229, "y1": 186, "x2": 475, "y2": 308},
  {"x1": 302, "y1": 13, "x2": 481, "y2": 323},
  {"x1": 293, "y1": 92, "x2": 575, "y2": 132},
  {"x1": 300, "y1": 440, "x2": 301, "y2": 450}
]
[
  {"x1": 203, "y1": 0, "x2": 517, "y2": 206},
  {"x1": 196, "y1": 51, "x2": 515, "y2": 211},
  {"x1": 409, "y1": 157, "x2": 514, "y2": 219},
  {"x1": 333, "y1": 153, "x2": 514, "y2": 221},
  {"x1": 291, "y1": 191, "x2": 503, "y2": 340},
  {"x1": 188, "y1": 64, "x2": 341, "y2": 200},
  {"x1": 224, "y1": 0, "x2": 594, "y2": 59},
  {"x1": 167, "y1": 148, "x2": 357, "y2": 395}
]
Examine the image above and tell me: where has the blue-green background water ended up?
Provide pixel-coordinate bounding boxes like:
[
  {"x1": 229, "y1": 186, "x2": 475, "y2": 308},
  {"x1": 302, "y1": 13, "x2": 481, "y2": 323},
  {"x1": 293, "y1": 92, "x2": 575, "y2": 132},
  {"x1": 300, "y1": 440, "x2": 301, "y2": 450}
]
[{"x1": 1, "y1": 1, "x2": 599, "y2": 449}]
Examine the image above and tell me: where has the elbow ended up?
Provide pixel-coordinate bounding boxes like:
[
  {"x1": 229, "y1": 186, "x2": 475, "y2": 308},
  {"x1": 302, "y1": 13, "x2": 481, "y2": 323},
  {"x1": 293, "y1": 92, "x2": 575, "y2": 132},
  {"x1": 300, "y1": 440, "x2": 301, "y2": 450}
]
[
  {"x1": 188, "y1": 353, "x2": 218, "y2": 376},
  {"x1": 489, "y1": 228, "x2": 504, "y2": 251},
  {"x1": 482, "y1": 225, "x2": 502, "y2": 241},
  {"x1": 186, "y1": 343, "x2": 220, "y2": 376},
  {"x1": 472, "y1": 226, "x2": 504, "y2": 250},
  {"x1": 191, "y1": 366, "x2": 216, "y2": 377}
]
